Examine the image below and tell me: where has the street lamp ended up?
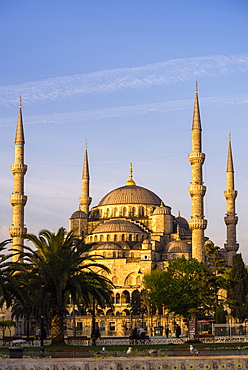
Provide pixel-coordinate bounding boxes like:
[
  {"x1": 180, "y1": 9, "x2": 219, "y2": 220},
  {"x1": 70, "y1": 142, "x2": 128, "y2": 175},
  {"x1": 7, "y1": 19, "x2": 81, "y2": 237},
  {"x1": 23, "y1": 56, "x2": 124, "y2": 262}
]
[{"x1": 38, "y1": 267, "x2": 48, "y2": 358}]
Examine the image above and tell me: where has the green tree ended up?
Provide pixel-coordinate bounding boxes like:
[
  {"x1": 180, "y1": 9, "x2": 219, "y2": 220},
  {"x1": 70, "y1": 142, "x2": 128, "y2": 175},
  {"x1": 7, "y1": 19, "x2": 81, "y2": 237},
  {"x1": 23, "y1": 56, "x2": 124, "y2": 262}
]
[
  {"x1": 227, "y1": 253, "x2": 248, "y2": 322},
  {"x1": 130, "y1": 289, "x2": 148, "y2": 317},
  {"x1": 204, "y1": 242, "x2": 228, "y2": 322},
  {"x1": 143, "y1": 256, "x2": 212, "y2": 317},
  {"x1": 12, "y1": 228, "x2": 113, "y2": 345}
]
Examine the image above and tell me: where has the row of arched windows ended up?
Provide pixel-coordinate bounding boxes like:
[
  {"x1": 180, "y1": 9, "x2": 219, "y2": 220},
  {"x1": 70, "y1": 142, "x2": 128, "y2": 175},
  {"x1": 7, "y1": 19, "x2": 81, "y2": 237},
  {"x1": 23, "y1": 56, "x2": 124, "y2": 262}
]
[
  {"x1": 87, "y1": 233, "x2": 146, "y2": 243},
  {"x1": 113, "y1": 289, "x2": 141, "y2": 304},
  {"x1": 99, "y1": 206, "x2": 147, "y2": 218},
  {"x1": 97, "y1": 309, "x2": 131, "y2": 316}
]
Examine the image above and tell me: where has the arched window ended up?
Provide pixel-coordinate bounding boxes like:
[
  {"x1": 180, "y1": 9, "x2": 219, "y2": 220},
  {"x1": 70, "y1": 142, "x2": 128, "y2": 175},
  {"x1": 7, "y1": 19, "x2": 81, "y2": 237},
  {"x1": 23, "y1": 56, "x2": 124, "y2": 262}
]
[
  {"x1": 121, "y1": 290, "x2": 130, "y2": 304},
  {"x1": 114, "y1": 234, "x2": 117, "y2": 241},
  {"x1": 90, "y1": 236, "x2": 93, "y2": 242},
  {"x1": 113, "y1": 251, "x2": 116, "y2": 258},
  {"x1": 106, "y1": 309, "x2": 114, "y2": 316},
  {"x1": 136, "y1": 234, "x2": 139, "y2": 242},
  {"x1": 116, "y1": 293, "x2": 120, "y2": 304},
  {"x1": 131, "y1": 207, "x2": 135, "y2": 217},
  {"x1": 122, "y1": 234, "x2": 125, "y2": 241},
  {"x1": 131, "y1": 252, "x2": 134, "y2": 258},
  {"x1": 122, "y1": 309, "x2": 130, "y2": 316},
  {"x1": 100, "y1": 235, "x2": 103, "y2": 242},
  {"x1": 113, "y1": 207, "x2": 117, "y2": 217},
  {"x1": 129, "y1": 234, "x2": 132, "y2": 241},
  {"x1": 106, "y1": 234, "x2": 110, "y2": 241},
  {"x1": 94, "y1": 235, "x2": 97, "y2": 242}
]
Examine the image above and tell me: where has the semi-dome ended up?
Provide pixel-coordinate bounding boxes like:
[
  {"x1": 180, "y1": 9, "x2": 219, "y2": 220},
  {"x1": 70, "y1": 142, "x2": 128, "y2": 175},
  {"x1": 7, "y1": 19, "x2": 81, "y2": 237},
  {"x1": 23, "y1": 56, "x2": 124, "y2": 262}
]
[
  {"x1": 92, "y1": 220, "x2": 144, "y2": 234},
  {"x1": 167, "y1": 240, "x2": 191, "y2": 253},
  {"x1": 98, "y1": 185, "x2": 162, "y2": 206},
  {"x1": 70, "y1": 210, "x2": 87, "y2": 219},
  {"x1": 95, "y1": 242, "x2": 122, "y2": 250}
]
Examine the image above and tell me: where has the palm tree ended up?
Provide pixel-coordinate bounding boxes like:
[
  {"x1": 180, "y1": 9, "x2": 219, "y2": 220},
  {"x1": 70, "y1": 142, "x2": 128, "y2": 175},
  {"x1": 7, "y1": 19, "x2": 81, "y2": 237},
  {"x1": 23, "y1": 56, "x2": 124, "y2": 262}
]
[
  {"x1": 0, "y1": 239, "x2": 22, "y2": 308},
  {"x1": 13, "y1": 228, "x2": 113, "y2": 345}
]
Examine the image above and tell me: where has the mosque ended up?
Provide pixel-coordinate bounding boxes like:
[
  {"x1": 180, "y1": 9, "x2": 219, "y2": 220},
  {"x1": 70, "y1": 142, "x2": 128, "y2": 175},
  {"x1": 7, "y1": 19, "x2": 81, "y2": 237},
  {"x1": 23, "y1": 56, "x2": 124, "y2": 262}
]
[{"x1": 9, "y1": 85, "x2": 239, "y2": 337}]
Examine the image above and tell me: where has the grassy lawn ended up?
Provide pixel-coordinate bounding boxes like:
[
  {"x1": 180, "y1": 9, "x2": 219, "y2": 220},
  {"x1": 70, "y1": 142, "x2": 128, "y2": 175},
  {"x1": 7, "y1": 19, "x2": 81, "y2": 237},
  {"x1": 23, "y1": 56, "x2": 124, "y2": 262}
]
[{"x1": 1, "y1": 341, "x2": 248, "y2": 356}]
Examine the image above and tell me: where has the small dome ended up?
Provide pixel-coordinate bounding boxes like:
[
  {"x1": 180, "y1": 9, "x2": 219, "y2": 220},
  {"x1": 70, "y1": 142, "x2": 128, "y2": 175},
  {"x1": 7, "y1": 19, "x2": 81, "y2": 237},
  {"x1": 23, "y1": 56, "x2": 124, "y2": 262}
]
[
  {"x1": 167, "y1": 240, "x2": 191, "y2": 253},
  {"x1": 95, "y1": 243, "x2": 122, "y2": 250},
  {"x1": 153, "y1": 205, "x2": 170, "y2": 215},
  {"x1": 92, "y1": 220, "x2": 144, "y2": 234},
  {"x1": 70, "y1": 210, "x2": 87, "y2": 219},
  {"x1": 121, "y1": 241, "x2": 130, "y2": 250},
  {"x1": 175, "y1": 215, "x2": 189, "y2": 226},
  {"x1": 98, "y1": 185, "x2": 162, "y2": 206},
  {"x1": 142, "y1": 239, "x2": 150, "y2": 244}
]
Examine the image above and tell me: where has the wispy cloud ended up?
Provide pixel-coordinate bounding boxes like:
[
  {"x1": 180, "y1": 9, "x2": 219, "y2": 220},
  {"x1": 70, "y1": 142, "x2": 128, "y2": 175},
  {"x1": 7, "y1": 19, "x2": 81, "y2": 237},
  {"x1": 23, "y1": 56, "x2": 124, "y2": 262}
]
[
  {"x1": 0, "y1": 94, "x2": 247, "y2": 127},
  {"x1": 0, "y1": 54, "x2": 247, "y2": 106}
]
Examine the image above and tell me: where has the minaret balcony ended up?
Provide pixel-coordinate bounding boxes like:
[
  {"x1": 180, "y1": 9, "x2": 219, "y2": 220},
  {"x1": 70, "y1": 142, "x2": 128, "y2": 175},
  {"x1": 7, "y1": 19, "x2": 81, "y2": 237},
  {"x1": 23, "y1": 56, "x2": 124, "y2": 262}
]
[
  {"x1": 224, "y1": 215, "x2": 238, "y2": 225},
  {"x1": 224, "y1": 242, "x2": 239, "y2": 252},
  {"x1": 188, "y1": 218, "x2": 207, "y2": 230},
  {"x1": 188, "y1": 185, "x2": 206, "y2": 197},
  {"x1": 10, "y1": 194, "x2": 27, "y2": 206},
  {"x1": 224, "y1": 189, "x2": 237, "y2": 200},
  {"x1": 188, "y1": 153, "x2": 205, "y2": 165},
  {"x1": 11, "y1": 164, "x2": 27, "y2": 175},
  {"x1": 9, "y1": 226, "x2": 27, "y2": 237}
]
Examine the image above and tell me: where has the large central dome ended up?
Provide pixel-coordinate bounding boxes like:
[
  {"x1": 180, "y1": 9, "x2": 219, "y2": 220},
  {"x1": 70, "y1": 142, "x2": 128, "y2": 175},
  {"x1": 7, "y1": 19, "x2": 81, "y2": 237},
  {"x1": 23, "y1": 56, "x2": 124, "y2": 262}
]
[{"x1": 98, "y1": 185, "x2": 162, "y2": 206}]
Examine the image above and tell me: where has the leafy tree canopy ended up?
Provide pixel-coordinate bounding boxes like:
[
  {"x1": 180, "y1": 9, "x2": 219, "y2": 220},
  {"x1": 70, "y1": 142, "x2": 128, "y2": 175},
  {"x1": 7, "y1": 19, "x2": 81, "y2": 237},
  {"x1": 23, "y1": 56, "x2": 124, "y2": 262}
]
[
  {"x1": 143, "y1": 256, "x2": 212, "y2": 317},
  {"x1": 227, "y1": 253, "x2": 248, "y2": 322}
]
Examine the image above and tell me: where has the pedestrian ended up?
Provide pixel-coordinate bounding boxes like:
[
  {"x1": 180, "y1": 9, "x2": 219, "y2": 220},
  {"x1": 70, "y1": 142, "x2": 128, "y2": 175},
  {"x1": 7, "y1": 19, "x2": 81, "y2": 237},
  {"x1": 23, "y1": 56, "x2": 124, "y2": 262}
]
[
  {"x1": 176, "y1": 324, "x2": 181, "y2": 338},
  {"x1": 165, "y1": 327, "x2": 169, "y2": 338},
  {"x1": 131, "y1": 327, "x2": 138, "y2": 340},
  {"x1": 138, "y1": 327, "x2": 145, "y2": 341},
  {"x1": 36, "y1": 327, "x2": 41, "y2": 340}
]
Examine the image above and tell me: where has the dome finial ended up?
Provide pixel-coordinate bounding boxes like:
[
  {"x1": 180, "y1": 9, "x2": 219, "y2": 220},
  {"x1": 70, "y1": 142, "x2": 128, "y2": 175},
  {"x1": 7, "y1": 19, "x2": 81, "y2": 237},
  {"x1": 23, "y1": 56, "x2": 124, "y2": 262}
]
[
  {"x1": 195, "y1": 80, "x2": 198, "y2": 93},
  {"x1": 126, "y1": 163, "x2": 136, "y2": 186},
  {"x1": 19, "y1": 96, "x2": 22, "y2": 108},
  {"x1": 176, "y1": 223, "x2": 181, "y2": 240}
]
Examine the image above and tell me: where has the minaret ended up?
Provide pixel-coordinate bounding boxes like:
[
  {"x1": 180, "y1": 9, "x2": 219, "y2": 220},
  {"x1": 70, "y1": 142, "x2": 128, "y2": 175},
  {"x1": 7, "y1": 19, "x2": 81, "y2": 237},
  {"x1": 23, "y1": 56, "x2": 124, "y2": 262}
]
[
  {"x1": 9, "y1": 97, "x2": 28, "y2": 262},
  {"x1": 188, "y1": 83, "x2": 207, "y2": 262},
  {"x1": 224, "y1": 134, "x2": 239, "y2": 265},
  {"x1": 79, "y1": 142, "x2": 92, "y2": 214}
]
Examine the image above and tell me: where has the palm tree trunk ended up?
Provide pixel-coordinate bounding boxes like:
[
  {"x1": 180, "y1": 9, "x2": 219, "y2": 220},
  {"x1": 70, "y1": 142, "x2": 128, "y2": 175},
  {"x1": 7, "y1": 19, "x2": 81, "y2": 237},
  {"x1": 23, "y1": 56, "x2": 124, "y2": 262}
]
[{"x1": 50, "y1": 293, "x2": 65, "y2": 345}]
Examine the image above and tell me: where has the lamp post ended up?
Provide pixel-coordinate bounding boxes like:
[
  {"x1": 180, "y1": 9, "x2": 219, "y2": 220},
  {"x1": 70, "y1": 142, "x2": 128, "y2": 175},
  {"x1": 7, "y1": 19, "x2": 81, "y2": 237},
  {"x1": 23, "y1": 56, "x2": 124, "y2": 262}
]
[{"x1": 38, "y1": 267, "x2": 48, "y2": 358}]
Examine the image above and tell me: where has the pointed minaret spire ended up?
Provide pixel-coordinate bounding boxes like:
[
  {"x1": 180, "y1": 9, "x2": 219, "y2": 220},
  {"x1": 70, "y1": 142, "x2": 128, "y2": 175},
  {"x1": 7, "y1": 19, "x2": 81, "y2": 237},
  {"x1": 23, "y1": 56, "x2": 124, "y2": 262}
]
[
  {"x1": 79, "y1": 141, "x2": 91, "y2": 214},
  {"x1": 188, "y1": 84, "x2": 207, "y2": 262},
  {"x1": 224, "y1": 133, "x2": 239, "y2": 264},
  {"x1": 9, "y1": 98, "x2": 28, "y2": 262},
  {"x1": 126, "y1": 163, "x2": 136, "y2": 186}
]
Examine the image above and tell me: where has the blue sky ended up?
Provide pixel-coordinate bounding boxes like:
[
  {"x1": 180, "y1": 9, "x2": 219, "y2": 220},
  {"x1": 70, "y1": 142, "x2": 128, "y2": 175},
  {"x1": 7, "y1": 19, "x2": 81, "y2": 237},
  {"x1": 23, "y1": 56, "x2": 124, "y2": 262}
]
[{"x1": 0, "y1": 1, "x2": 247, "y2": 260}]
